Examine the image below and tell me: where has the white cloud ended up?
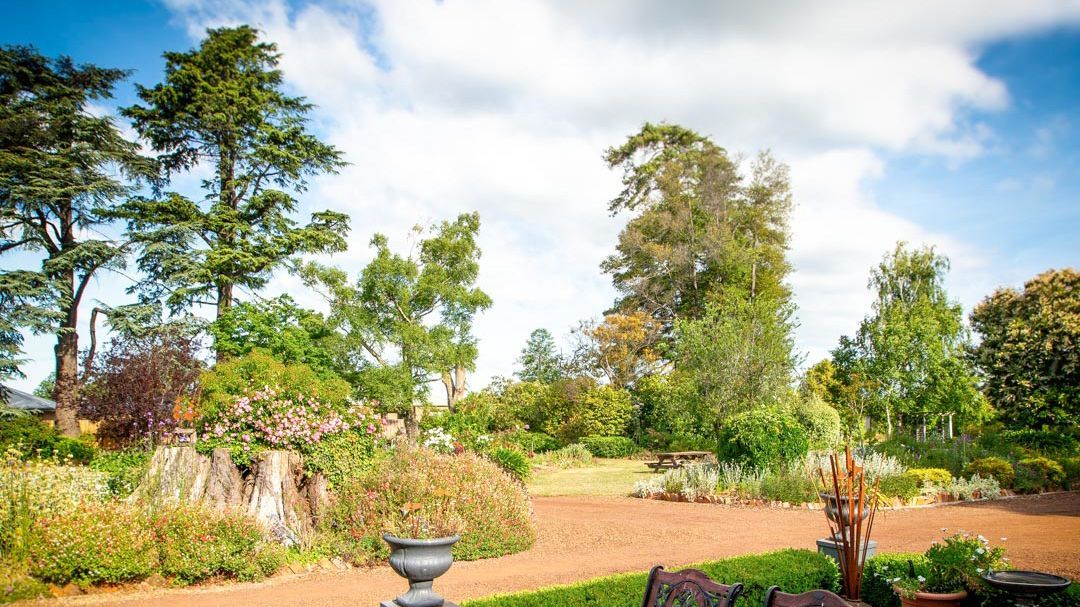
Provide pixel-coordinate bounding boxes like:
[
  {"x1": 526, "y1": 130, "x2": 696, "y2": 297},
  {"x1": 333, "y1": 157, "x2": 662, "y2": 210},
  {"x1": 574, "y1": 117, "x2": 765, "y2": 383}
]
[{"x1": 14, "y1": 0, "x2": 1079, "y2": 393}]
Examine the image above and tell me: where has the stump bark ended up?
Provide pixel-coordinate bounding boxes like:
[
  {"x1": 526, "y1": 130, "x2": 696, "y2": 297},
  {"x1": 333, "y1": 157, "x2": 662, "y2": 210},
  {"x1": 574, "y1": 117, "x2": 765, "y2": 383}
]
[
  {"x1": 243, "y1": 450, "x2": 312, "y2": 547},
  {"x1": 134, "y1": 445, "x2": 211, "y2": 504}
]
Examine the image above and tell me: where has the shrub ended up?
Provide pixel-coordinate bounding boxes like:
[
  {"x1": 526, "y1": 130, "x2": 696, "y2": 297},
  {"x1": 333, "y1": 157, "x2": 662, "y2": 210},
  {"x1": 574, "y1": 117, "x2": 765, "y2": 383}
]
[
  {"x1": 533, "y1": 444, "x2": 592, "y2": 469},
  {"x1": 200, "y1": 350, "x2": 352, "y2": 411},
  {"x1": 152, "y1": 506, "x2": 285, "y2": 584},
  {"x1": 719, "y1": 407, "x2": 809, "y2": 469},
  {"x1": 487, "y1": 447, "x2": 531, "y2": 482},
  {"x1": 862, "y1": 553, "x2": 929, "y2": 607},
  {"x1": 0, "y1": 564, "x2": 48, "y2": 603},
  {"x1": 1000, "y1": 429, "x2": 1078, "y2": 457},
  {"x1": 965, "y1": 457, "x2": 1014, "y2": 488},
  {"x1": 579, "y1": 436, "x2": 638, "y2": 458},
  {"x1": 79, "y1": 328, "x2": 203, "y2": 448},
  {"x1": 877, "y1": 473, "x2": 920, "y2": 500},
  {"x1": 507, "y1": 431, "x2": 560, "y2": 454},
  {"x1": 1014, "y1": 457, "x2": 1066, "y2": 493},
  {"x1": 556, "y1": 385, "x2": 635, "y2": 443},
  {"x1": 304, "y1": 429, "x2": 382, "y2": 490},
  {"x1": 322, "y1": 447, "x2": 535, "y2": 564},
  {"x1": 791, "y1": 394, "x2": 842, "y2": 450},
  {"x1": 26, "y1": 502, "x2": 158, "y2": 584},
  {"x1": 462, "y1": 549, "x2": 838, "y2": 607},
  {"x1": 941, "y1": 475, "x2": 1000, "y2": 501},
  {"x1": 1060, "y1": 456, "x2": 1080, "y2": 489},
  {"x1": 635, "y1": 463, "x2": 722, "y2": 501},
  {"x1": 760, "y1": 472, "x2": 817, "y2": 504},
  {"x1": 0, "y1": 416, "x2": 95, "y2": 464},
  {"x1": 89, "y1": 450, "x2": 150, "y2": 498},
  {"x1": 905, "y1": 468, "x2": 952, "y2": 487}
]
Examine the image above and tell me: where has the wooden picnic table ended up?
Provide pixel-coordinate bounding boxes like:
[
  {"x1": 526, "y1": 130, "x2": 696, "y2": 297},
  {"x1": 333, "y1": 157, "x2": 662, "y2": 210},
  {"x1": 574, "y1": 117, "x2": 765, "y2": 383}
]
[{"x1": 646, "y1": 450, "x2": 713, "y2": 472}]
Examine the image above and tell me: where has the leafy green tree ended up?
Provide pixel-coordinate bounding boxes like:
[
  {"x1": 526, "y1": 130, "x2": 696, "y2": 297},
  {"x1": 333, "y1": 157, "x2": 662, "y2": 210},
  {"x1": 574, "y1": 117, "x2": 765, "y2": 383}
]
[
  {"x1": 116, "y1": 26, "x2": 349, "y2": 352},
  {"x1": 0, "y1": 46, "x2": 151, "y2": 433},
  {"x1": 970, "y1": 268, "x2": 1079, "y2": 430},
  {"x1": 515, "y1": 328, "x2": 564, "y2": 384},
  {"x1": 572, "y1": 311, "x2": 665, "y2": 388},
  {"x1": 675, "y1": 296, "x2": 799, "y2": 428},
  {"x1": 208, "y1": 295, "x2": 345, "y2": 381},
  {"x1": 602, "y1": 123, "x2": 793, "y2": 332},
  {"x1": 300, "y1": 213, "x2": 492, "y2": 421},
  {"x1": 840, "y1": 242, "x2": 984, "y2": 436}
]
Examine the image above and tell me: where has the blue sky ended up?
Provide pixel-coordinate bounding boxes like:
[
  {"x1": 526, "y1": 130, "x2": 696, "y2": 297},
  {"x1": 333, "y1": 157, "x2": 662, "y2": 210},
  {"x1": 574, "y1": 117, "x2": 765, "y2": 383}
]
[{"x1": 2, "y1": 1, "x2": 1079, "y2": 394}]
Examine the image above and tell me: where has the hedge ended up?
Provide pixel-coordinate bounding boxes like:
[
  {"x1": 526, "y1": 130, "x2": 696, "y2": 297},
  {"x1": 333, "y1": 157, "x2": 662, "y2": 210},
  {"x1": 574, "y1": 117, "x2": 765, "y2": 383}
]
[
  {"x1": 579, "y1": 436, "x2": 639, "y2": 458},
  {"x1": 462, "y1": 549, "x2": 838, "y2": 607}
]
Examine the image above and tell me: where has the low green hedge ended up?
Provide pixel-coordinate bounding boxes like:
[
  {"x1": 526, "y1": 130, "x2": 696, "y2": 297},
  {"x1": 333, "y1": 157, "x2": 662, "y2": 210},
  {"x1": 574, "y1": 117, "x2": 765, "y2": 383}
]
[
  {"x1": 463, "y1": 549, "x2": 838, "y2": 607},
  {"x1": 579, "y1": 436, "x2": 639, "y2": 458}
]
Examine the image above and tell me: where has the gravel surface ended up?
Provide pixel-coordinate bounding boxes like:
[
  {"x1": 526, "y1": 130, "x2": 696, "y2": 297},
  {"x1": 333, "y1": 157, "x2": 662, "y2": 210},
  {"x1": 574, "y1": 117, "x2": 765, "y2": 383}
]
[{"x1": 48, "y1": 492, "x2": 1080, "y2": 607}]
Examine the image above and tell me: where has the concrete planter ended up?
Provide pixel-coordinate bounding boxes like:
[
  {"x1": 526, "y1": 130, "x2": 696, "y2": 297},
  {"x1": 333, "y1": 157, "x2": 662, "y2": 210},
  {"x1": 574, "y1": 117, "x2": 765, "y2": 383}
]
[{"x1": 382, "y1": 533, "x2": 461, "y2": 607}]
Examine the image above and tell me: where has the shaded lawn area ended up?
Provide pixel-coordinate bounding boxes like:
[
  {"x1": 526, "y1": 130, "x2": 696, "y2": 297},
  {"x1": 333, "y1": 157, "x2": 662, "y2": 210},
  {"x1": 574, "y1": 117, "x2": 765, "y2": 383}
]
[{"x1": 528, "y1": 458, "x2": 655, "y2": 496}]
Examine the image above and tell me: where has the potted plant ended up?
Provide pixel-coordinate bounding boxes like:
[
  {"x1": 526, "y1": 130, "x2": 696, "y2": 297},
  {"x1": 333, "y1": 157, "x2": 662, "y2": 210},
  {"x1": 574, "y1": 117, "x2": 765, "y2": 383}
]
[
  {"x1": 383, "y1": 491, "x2": 464, "y2": 607},
  {"x1": 892, "y1": 532, "x2": 1007, "y2": 607}
]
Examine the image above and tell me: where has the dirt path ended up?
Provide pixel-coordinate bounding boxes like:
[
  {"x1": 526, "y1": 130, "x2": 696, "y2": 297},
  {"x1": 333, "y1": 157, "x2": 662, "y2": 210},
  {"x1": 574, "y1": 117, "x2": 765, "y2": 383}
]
[{"x1": 53, "y1": 492, "x2": 1080, "y2": 607}]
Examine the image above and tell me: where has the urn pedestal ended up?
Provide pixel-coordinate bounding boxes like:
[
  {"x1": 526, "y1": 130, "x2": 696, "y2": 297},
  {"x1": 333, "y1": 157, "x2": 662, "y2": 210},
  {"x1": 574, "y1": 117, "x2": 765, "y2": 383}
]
[{"x1": 381, "y1": 533, "x2": 460, "y2": 607}]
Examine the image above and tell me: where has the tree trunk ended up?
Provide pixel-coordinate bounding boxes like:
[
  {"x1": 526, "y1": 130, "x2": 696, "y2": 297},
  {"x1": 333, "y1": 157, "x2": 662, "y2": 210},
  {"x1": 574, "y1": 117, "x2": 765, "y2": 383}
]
[
  {"x1": 441, "y1": 365, "x2": 467, "y2": 412},
  {"x1": 244, "y1": 450, "x2": 312, "y2": 547},
  {"x1": 204, "y1": 447, "x2": 243, "y2": 508},
  {"x1": 884, "y1": 403, "x2": 893, "y2": 437},
  {"x1": 53, "y1": 320, "x2": 80, "y2": 437},
  {"x1": 134, "y1": 445, "x2": 212, "y2": 504}
]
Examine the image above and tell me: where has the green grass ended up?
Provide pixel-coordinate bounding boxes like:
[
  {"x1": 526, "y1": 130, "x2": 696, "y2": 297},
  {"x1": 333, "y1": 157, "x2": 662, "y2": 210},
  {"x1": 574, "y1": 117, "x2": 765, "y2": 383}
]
[{"x1": 527, "y1": 459, "x2": 653, "y2": 497}]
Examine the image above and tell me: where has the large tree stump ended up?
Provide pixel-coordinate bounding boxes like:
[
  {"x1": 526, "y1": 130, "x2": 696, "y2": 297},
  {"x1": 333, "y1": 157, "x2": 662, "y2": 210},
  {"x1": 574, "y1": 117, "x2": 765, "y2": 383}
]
[
  {"x1": 244, "y1": 450, "x2": 312, "y2": 547},
  {"x1": 133, "y1": 445, "x2": 211, "y2": 504},
  {"x1": 204, "y1": 448, "x2": 244, "y2": 508}
]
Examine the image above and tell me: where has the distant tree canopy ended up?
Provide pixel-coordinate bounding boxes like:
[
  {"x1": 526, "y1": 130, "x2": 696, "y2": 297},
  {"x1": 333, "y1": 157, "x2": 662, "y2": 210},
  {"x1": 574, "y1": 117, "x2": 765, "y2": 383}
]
[
  {"x1": 0, "y1": 45, "x2": 152, "y2": 434},
  {"x1": 117, "y1": 25, "x2": 349, "y2": 354},
  {"x1": 516, "y1": 328, "x2": 564, "y2": 384},
  {"x1": 970, "y1": 268, "x2": 1079, "y2": 430}
]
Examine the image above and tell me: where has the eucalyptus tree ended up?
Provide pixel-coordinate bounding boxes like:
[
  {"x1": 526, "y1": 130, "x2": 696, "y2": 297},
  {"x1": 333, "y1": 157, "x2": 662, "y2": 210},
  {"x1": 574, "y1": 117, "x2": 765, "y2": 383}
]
[
  {"x1": 116, "y1": 26, "x2": 349, "y2": 356},
  {"x1": 0, "y1": 46, "x2": 151, "y2": 433}
]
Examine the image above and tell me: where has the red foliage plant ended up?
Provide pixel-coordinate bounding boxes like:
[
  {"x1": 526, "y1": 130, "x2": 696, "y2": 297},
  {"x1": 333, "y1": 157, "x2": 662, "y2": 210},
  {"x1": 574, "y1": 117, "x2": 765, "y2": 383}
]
[{"x1": 80, "y1": 329, "x2": 203, "y2": 448}]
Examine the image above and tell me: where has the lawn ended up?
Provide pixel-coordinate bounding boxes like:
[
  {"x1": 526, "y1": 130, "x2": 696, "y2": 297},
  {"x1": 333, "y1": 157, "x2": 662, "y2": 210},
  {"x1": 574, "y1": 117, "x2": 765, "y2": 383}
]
[{"x1": 527, "y1": 458, "x2": 655, "y2": 496}]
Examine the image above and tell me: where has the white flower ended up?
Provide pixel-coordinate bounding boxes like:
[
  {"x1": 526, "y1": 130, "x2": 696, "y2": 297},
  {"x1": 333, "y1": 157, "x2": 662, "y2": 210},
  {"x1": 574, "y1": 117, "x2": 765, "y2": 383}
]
[
  {"x1": 976, "y1": 547, "x2": 985, "y2": 555},
  {"x1": 917, "y1": 576, "x2": 926, "y2": 583},
  {"x1": 1001, "y1": 537, "x2": 1007, "y2": 541}
]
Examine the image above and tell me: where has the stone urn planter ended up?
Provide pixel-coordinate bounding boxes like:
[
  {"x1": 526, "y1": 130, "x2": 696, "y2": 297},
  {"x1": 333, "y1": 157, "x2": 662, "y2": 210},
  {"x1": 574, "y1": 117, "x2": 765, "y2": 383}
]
[
  {"x1": 894, "y1": 588, "x2": 967, "y2": 607},
  {"x1": 820, "y1": 492, "x2": 870, "y2": 525},
  {"x1": 382, "y1": 533, "x2": 461, "y2": 607}
]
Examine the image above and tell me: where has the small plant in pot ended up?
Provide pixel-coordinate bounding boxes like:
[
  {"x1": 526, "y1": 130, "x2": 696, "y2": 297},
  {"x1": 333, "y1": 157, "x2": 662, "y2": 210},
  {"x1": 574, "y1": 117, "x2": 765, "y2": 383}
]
[
  {"x1": 892, "y1": 531, "x2": 1007, "y2": 607},
  {"x1": 383, "y1": 490, "x2": 465, "y2": 607}
]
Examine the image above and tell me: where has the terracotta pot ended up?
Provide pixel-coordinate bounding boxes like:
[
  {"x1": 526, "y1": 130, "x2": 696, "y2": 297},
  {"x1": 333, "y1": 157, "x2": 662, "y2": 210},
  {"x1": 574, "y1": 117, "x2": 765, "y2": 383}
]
[{"x1": 895, "y1": 588, "x2": 968, "y2": 607}]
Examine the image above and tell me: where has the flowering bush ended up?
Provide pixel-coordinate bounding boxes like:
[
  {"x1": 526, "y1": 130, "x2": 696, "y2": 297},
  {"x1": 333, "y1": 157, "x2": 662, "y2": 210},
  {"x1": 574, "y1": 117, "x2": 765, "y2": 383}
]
[
  {"x1": 305, "y1": 429, "x2": 384, "y2": 489},
  {"x1": 890, "y1": 531, "x2": 1006, "y2": 598},
  {"x1": 198, "y1": 386, "x2": 378, "y2": 465},
  {"x1": 423, "y1": 427, "x2": 456, "y2": 453},
  {"x1": 322, "y1": 446, "x2": 535, "y2": 564},
  {"x1": 152, "y1": 506, "x2": 285, "y2": 584},
  {"x1": 27, "y1": 502, "x2": 158, "y2": 585}
]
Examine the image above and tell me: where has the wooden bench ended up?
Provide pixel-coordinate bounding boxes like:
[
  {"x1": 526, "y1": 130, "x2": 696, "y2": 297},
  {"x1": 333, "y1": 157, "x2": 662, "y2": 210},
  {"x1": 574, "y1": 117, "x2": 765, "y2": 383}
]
[{"x1": 641, "y1": 566, "x2": 743, "y2": 607}]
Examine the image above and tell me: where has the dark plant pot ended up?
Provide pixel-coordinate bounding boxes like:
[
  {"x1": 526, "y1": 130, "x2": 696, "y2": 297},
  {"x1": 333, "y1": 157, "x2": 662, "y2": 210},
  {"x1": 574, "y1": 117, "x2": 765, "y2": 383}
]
[
  {"x1": 384, "y1": 533, "x2": 461, "y2": 607},
  {"x1": 820, "y1": 492, "x2": 870, "y2": 525},
  {"x1": 895, "y1": 588, "x2": 967, "y2": 607}
]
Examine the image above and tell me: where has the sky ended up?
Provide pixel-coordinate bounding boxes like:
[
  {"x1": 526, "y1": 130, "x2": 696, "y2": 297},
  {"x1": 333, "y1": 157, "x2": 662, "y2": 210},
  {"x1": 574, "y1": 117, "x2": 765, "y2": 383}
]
[{"x1": 3, "y1": 0, "x2": 1079, "y2": 396}]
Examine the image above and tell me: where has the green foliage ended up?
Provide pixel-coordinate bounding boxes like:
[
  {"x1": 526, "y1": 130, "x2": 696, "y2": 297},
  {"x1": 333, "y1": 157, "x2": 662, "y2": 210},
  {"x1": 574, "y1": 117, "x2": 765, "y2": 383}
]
[
  {"x1": 27, "y1": 503, "x2": 157, "y2": 584},
  {"x1": 487, "y1": 447, "x2": 531, "y2": 482},
  {"x1": 579, "y1": 436, "x2": 639, "y2": 458},
  {"x1": 970, "y1": 269, "x2": 1079, "y2": 430},
  {"x1": 891, "y1": 532, "x2": 1006, "y2": 597},
  {"x1": 153, "y1": 506, "x2": 285, "y2": 584},
  {"x1": 298, "y1": 213, "x2": 491, "y2": 414},
  {"x1": 322, "y1": 447, "x2": 535, "y2": 564},
  {"x1": 462, "y1": 549, "x2": 838, "y2": 607},
  {"x1": 718, "y1": 407, "x2": 808, "y2": 469},
  {"x1": 677, "y1": 297, "x2": 798, "y2": 423},
  {"x1": 862, "y1": 553, "x2": 929, "y2": 607},
  {"x1": 89, "y1": 450, "x2": 150, "y2": 498},
  {"x1": 208, "y1": 296, "x2": 347, "y2": 382},
  {"x1": 905, "y1": 468, "x2": 952, "y2": 487},
  {"x1": 877, "y1": 473, "x2": 920, "y2": 500},
  {"x1": 304, "y1": 429, "x2": 382, "y2": 490},
  {"x1": 1060, "y1": 456, "x2": 1080, "y2": 489},
  {"x1": 1014, "y1": 456, "x2": 1066, "y2": 493},
  {"x1": 531, "y1": 379, "x2": 635, "y2": 444},
  {"x1": 118, "y1": 26, "x2": 349, "y2": 331},
  {"x1": 516, "y1": 329, "x2": 564, "y2": 384},
  {"x1": 999, "y1": 429, "x2": 1078, "y2": 457},
  {"x1": 0, "y1": 417, "x2": 94, "y2": 464},
  {"x1": 760, "y1": 472, "x2": 817, "y2": 504},
  {"x1": 633, "y1": 372, "x2": 712, "y2": 450},
  {"x1": 965, "y1": 457, "x2": 1014, "y2": 488},
  {"x1": 0, "y1": 564, "x2": 48, "y2": 603},
  {"x1": 533, "y1": 444, "x2": 593, "y2": 469},
  {"x1": 507, "y1": 431, "x2": 560, "y2": 454},
  {"x1": 200, "y1": 350, "x2": 352, "y2": 411},
  {"x1": 791, "y1": 393, "x2": 842, "y2": 450}
]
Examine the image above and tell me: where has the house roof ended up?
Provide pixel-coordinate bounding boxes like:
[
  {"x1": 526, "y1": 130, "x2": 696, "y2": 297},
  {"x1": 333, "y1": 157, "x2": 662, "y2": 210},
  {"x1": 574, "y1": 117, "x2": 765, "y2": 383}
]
[{"x1": 1, "y1": 386, "x2": 55, "y2": 411}]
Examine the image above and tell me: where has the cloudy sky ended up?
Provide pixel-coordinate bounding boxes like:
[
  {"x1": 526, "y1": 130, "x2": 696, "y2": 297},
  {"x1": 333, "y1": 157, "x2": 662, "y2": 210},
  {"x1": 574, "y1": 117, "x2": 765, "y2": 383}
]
[{"x1": 3, "y1": 0, "x2": 1079, "y2": 395}]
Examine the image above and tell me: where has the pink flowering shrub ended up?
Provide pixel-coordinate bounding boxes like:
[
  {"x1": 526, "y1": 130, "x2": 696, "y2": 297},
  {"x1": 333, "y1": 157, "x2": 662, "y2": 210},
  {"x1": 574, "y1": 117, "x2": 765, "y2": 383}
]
[
  {"x1": 198, "y1": 386, "x2": 380, "y2": 465},
  {"x1": 27, "y1": 503, "x2": 157, "y2": 584},
  {"x1": 152, "y1": 506, "x2": 285, "y2": 584}
]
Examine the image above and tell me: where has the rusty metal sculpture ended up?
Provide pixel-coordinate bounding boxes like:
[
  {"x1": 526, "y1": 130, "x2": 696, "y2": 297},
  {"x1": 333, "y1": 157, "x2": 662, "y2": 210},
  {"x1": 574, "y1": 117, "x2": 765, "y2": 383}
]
[{"x1": 816, "y1": 446, "x2": 879, "y2": 601}]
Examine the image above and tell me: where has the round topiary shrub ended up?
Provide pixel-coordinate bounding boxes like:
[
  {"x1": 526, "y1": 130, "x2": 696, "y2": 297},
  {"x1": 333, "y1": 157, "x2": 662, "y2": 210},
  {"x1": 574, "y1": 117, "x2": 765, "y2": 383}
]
[
  {"x1": 323, "y1": 446, "x2": 535, "y2": 564},
  {"x1": 965, "y1": 457, "x2": 1015, "y2": 489},
  {"x1": 719, "y1": 407, "x2": 809, "y2": 469}
]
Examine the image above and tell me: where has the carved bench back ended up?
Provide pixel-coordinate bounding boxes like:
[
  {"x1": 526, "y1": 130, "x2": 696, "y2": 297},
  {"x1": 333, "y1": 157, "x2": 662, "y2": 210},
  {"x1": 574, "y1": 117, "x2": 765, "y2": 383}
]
[
  {"x1": 763, "y1": 586, "x2": 850, "y2": 607},
  {"x1": 641, "y1": 566, "x2": 744, "y2": 607}
]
